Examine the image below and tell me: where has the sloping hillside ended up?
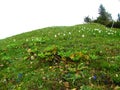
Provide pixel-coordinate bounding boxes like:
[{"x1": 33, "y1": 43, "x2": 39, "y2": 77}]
[{"x1": 0, "y1": 23, "x2": 120, "y2": 90}]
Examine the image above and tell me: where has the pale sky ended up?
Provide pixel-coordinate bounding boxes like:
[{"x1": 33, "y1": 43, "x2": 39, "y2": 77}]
[{"x1": 0, "y1": 0, "x2": 120, "y2": 39}]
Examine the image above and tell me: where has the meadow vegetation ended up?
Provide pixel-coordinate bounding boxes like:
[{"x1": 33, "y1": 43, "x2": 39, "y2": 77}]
[{"x1": 0, "y1": 23, "x2": 120, "y2": 90}]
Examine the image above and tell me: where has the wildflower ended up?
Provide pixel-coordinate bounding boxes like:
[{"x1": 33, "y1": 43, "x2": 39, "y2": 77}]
[
  {"x1": 49, "y1": 66, "x2": 52, "y2": 69},
  {"x1": 18, "y1": 73, "x2": 23, "y2": 79},
  {"x1": 89, "y1": 77, "x2": 92, "y2": 80},
  {"x1": 30, "y1": 61, "x2": 33, "y2": 64},
  {"x1": 3, "y1": 78, "x2": 7, "y2": 83},
  {"x1": 13, "y1": 39, "x2": 16, "y2": 42},
  {"x1": 42, "y1": 77, "x2": 46, "y2": 80},
  {"x1": 93, "y1": 33, "x2": 95, "y2": 35},
  {"x1": 31, "y1": 56, "x2": 35, "y2": 60},
  {"x1": 26, "y1": 39, "x2": 28, "y2": 42},
  {"x1": 54, "y1": 34, "x2": 57, "y2": 38},
  {"x1": 35, "y1": 37, "x2": 39, "y2": 41},
  {"x1": 59, "y1": 80, "x2": 62, "y2": 84},
  {"x1": 69, "y1": 32, "x2": 71, "y2": 35},
  {"x1": 27, "y1": 48, "x2": 32, "y2": 53},
  {"x1": 114, "y1": 86, "x2": 120, "y2": 90},
  {"x1": 108, "y1": 32, "x2": 111, "y2": 35},
  {"x1": 0, "y1": 64, "x2": 4, "y2": 67},
  {"x1": 94, "y1": 28, "x2": 99, "y2": 31},
  {"x1": 34, "y1": 53, "x2": 37, "y2": 57},
  {"x1": 16, "y1": 73, "x2": 23, "y2": 83},
  {"x1": 31, "y1": 38, "x2": 34, "y2": 41},
  {"x1": 98, "y1": 30, "x2": 101, "y2": 33},
  {"x1": 92, "y1": 75, "x2": 97, "y2": 80},
  {"x1": 116, "y1": 74, "x2": 118, "y2": 77},
  {"x1": 71, "y1": 88, "x2": 77, "y2": 90},
  {"x1": 82, "y1": 34, "x2": 85, "y2": 38},
  {"x1": 58, "y1": 33, "x2": 60, "y2": 35}
]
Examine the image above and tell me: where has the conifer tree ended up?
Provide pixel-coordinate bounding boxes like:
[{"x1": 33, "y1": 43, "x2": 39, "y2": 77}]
[
  {"x1": 117, "y1": 13, "x2": 120, "y2": 22},
  {"x1": 84, "y1": 16, "x2": 91, "y2": 23},
  {"x1": 96, "y1": 4, "x2": 112, "y2": 25}
]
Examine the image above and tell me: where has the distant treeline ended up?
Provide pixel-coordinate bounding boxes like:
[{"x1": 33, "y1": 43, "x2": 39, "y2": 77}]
[{"x1": 84, "y1": 4, "x2": 120, "y2": 28}]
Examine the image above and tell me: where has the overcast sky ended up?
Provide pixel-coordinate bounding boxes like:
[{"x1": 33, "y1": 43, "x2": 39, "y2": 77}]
[{"x1": 0, "y1": 0, "x2": 120, "y2": 39}]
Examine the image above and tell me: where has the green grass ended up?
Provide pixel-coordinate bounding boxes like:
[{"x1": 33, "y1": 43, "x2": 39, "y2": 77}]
[{"x1": 0, "y1": 23, "x2": 120, "y2": 90}]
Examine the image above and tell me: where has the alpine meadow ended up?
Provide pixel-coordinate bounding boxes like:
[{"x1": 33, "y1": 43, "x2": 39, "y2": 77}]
[{"x1": 0, "y1": 23, "x2": 120, "y2": 90}]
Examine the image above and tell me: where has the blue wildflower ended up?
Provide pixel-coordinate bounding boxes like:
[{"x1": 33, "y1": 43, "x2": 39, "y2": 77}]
[
  {"x1": 92, "y1": 75, "x2": 97, "y2": 80},
  {"x1": 16, "y1": 73, "x2": 23, "y2": 83},
  {"x1": 18, "y1": 73, "x2": 23, "y2": 79}
]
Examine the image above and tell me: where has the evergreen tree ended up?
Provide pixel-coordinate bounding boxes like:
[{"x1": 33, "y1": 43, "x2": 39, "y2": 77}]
[
  {"x1": 84, "y1": 16, "x2": 91, "y2": 23},
  {"x1": 117, "y1": 13, "x2": 120, "y2": 22},
  {"x1": 96, "y1": 4, "x2": 112, "y2": 25}
]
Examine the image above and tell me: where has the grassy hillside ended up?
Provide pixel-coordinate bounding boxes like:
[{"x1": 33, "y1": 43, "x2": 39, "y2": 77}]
[{"x1": 0, "y1": 23, "x2": 120, "y2": 90}]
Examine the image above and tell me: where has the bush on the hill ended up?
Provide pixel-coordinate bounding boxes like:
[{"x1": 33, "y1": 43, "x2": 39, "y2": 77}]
[{"x1": 106, "y1": 21, "x2": 120, "y2": 28}]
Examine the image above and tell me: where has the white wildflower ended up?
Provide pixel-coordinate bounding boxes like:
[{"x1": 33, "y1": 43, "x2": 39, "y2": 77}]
[
  {"x1": 94, "y1": 28, "x2": 99, "y2": 31},
  {"x1": 0, "y1": 64, "x2": 4, "y2": 67},
  {"x1": 98, "y1": 30, "x2": 101, "y2": 33},
  {"x1": 82, "y1": 34, "x2": 85, "y2": 37},
  {"x1": 27, "y1": 48, "x2": 32, "y2": 53},
  {"x1": 3, "y1": 78, "x2": 7, "y2": 83},
  {"x1": 26, "y1": 39, "x2": 29, "y2": 42},
  {"x1": 32, "y1": 38, "x2": 34, "y2": 41},
  {"x1": 89, "y1": 77, "x2": 92, "y2": 80},
  {"x1": 34, "y1": 53, "x2": 37, "y2": 57},
  {"x1": 35, "y1": 38, "x2": 39, "y2": 41},
  {"x1": 30, "y1": 62, "x2": 33, "y2": 64},
  {"x1": 69, "y1": 32, "x2": 71, "y2": 35},
  {"x1": 54, "y1": 34, "x2": 57, "y2": 38},
  {"x1": 13, "y1": 39, "x2": 16, "y2": 42},
  {"x1": 31, "y1": 56, "x2": 35, "y2": 60},
  {"x1": 116, "y1": 74, "x2": 118, "y2": 77},
  {"x1": 58, "y1": 33, "x2": 60, "y2": 35},
  {"x1": 108, "y1": 32, "x2": 111, "y2": 35}
]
